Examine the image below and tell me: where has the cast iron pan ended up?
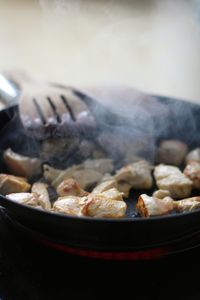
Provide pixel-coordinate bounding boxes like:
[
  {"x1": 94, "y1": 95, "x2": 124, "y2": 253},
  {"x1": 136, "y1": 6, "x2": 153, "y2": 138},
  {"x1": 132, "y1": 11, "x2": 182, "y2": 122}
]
[{"x1": 0, "y1": 95, "x2": 200, "y2": 258}]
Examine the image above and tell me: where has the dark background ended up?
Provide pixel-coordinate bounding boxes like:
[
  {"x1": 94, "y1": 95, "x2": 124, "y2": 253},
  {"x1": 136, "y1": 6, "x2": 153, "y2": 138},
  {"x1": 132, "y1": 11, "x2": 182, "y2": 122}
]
[{"x1": 0, "y1": 211, "x2": 200, "y2": 300}]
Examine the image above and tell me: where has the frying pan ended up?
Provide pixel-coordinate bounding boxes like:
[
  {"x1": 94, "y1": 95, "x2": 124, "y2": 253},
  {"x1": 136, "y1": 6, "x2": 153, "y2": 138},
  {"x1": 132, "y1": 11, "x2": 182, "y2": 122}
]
[{"x1": 1, "y1": 93, "x2": 200, "y2": 259}]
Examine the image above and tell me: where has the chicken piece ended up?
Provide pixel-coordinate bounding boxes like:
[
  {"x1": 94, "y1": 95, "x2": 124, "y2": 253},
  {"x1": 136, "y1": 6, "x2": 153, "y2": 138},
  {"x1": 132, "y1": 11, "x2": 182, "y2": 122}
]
[
  {"x1": 0, "y1": 174, "x2": 30, "y2": 195},
  {"x1": 136, "y1": 194, "x2": 174, "y2": 217},
  {"x1": 6, "y1": 192, "x2": 39, "y2": 207},
  {"x1": 92, "y1": 179, "x2": 117, "y2": 194},
  {"x1": 52, "y1": 168, "x2": 103, "y2": 190},
  {"x1": 154, "y1": 164, "x2": 192, "y2": 198},
  {"x1": 83, "y1": 158, "x2": 114, "y2": 174},
  {"x1": 183, "y1": 161, "x2": 200, "y2": 189},
  {"x1": 114, "y1": 160, "x2": 153, "y2": 190},
  {"x1": 116, "y1": 181, "x2": 132, "y2": 198},
  {"x1": 53, "y1": 196, "x2": 84, "y2": 216},
  {"x1": 31, "y1": 182, "x2": 51, "y2": 210},
  {"x1": 43, "y1": 164, "x2": 62, "y2": 183},
  {"x1": 43, "y1": 164, "x2": 83, "y2": 186},
  {"x1": 82, "y1": 194, "x2": 127, "y2": 218},
  {"x1": 101, "y1": 188, "x2": 125, "y2": 201},
  {"x1": 40, "y1": 138, "x2": 79, "y2": 161},
  {"x1": 174, "y1": 196, "x2": 200, "y2": 213},
  {"x1": 56, "y1": 178, "x2": 88, "y2": 197},
  {"x1": 185, "y1": 148, "x2": 200, "y2": 164},
  {"x1": 152, "y1": 189, "x2": 171, "y2": 199},
  {"x1": 156, "y1": 140, "x2": 188, "y2": 166},
  {"x1": 4, "y1": 148, "x2": 41, "y2": 178}
]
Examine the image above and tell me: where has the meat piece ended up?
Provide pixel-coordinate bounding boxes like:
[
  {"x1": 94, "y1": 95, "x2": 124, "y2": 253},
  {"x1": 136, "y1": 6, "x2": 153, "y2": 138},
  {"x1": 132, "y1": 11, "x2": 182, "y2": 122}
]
[
  {"x1": 156, "y1": 140, "x2": 188, "y2": 166},
  {"x1": 0, "y1": 174, "x2": 30, "y2": 195},
  {"x1": 116, "y1": 181, "x2": 132, "y2": 198},
  {"x1": 101, "y1": 188, "x2": 125, "y2": 201},
  {"x1": 82, "y1": 194, "x2": 127, "y2": 218},
  {"x1": 154, "y1": 164, "x2": 192, "y2": 198},
  {"x1": 78, "y1": 140, "x2": 95, "y2": 158},
  {"x1": 52, "y1": 167, "x2": 102, "y2": 190},
  {"x1": 152, "y1": 189, "x2": 171, "y2": 199},
  {"x1": 56, "y1": 178, "x2": 88, "y2": 197},
  {"x1": 53, "y1": 196, "x2": 84, "y2": 216},
  {"x1": 83, "y1": 158, "x2": 114, "y2": 174},
  {"x1": 43, "y1": 164, "x2": 62, "y2": 183},
  {"x1": 136, "y1": 194, "x2": 174, "y2": 217},
  {"x1": 185, "y1": 148, "x2": 200, "y2": 164},
  {"x1": 43, "y1": 164, "x2": 82, "y2": 186},
  {"x1": 31, "y1": 182, "x2": 51, "y2": 210},
  {"x1": 4, "y1": 148, "x2": 41, "y2": 178},
  {"x1": 184, "y1": 161, "x2": 200, "y2": 189},
  {"x1": 114, "y1": 160, "x2": 153, "y2": 190},
  {"x1": 6, "y1": 192, "x2": 39, "y2": 207},
  {"x1": 40, "y1": 138, "x2": 79, "y2": 161},
  {"x1": 174, "y1": 196, "x2": 200, "y2": 213},
  {"x1": 92, "y1": 179, "x2": 117, "y2": 194}
]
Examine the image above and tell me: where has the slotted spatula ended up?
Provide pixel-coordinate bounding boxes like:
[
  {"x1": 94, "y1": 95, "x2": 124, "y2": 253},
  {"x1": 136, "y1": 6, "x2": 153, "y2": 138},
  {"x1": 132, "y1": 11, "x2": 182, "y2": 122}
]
[
  {"x1": 0, "y1": 71, "x2": 168, "y2": 140},
  {"x1": 0, "y1": 71, "x2": 126, "y2": 139}
]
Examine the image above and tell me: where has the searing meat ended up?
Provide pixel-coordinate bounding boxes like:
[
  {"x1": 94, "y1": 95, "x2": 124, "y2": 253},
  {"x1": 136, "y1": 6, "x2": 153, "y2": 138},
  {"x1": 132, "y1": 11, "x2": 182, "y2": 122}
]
[
  {"x1": 115, "y1": 160, "x2": 153, "y2": 190},
  {"x1": 40, "y1": 138, "x2": 79, "y2": 161},
  {"x1": 0, "y1": 174, "x2": 30, "y2": 195},
  {"x1": 6, "y1": 192, "x2": 39, "y2": 207},
  {"x1": 83, "y1": 158, "x2": 114, "y2": 174},
  {"x1": 100, "y1": 188, "x2": 125, "y2": 201},
  {"x1": 92, "y1": 179, "x2": 117, "y2": 194},
  {"x1": 31, "y1": 182, "x2": 51, "y2": 210},
  {"x1": 43, "y1": 164, "x2": 62, "y2": 183},
  {"x1": 44, "y1": 163, "x2": 103, "y2": 189},
  {"x1": 116, "y1": 181, "x2": 132, "y2": 197},
  {"x1": 53, "y1": 196, "x2": 85, "y2": 216},
  {"x1": 185, "y1": 148, "x2": 200, "y2": 164},
  {"x1": 56, "y1": 178, "x2": 88, "y2": 197},
  {"x1": 44, "y1": 164, "x2": 83, "y2": 186},
  {"x1": 69, "y1": 169, "x2": 103, "y2": 190},
  {"x1": 136, "y1": 193, "x2": 174, "y2": 217},
  {"x1": 173, "y1": 196, "x2": 200, "y2": 213},
  {"x1": 154, "y1": 164, "x2": 192, "y2": 198},
  {"x1": 82, "y1": 194, "x2": 127, "y2": 218},
  {"x1": 156, "y1": 140, "x2": 188, "y2": 166},
  {"x1": 4, "y1": 148, "x2": 41, "y2": 178},
  {"x1": 152, "y1": 189, "x2": 171, "y2": 199},
  {"x1": 183, "y1": 161, "x2": 200, "y2": 189}
]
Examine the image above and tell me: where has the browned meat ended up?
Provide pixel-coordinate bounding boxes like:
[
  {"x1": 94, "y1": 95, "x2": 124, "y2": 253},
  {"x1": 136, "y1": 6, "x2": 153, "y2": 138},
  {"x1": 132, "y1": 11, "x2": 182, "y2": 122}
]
[
  {"x1": 100, "y1": 188, "x2": 125, "y2": 201},
  {"x1": 92, "y1": 179, "x2": 117, "y2": 194},
  {"x1": 115, "y1": 160, "x2": 153, "y2": 190},
  {"x1": 154, "y1": 164, "x2": 192, "y2": 198},
  {"x1": 82, "y1": 194, "x2": 127, "y2": 218},
  {"x1": 83, "y1": 158, "x2": 114, "y2": 174},
  {"x1": 0, "y1": 174, "x2": 30, "y2": 195},
  {"x1": 156, "y1": 140, "x2": 188, "y2": 166},
  {"x1": 53, "y1": 196, "x2": 84, "y2": 216},
  {"x1": 136, "y1": 193, "x2": 174, "y2": 217},
  {"x1": 4, "y1": 148, "x2": 41, "y2": 178},
  {"x1": 6, "y1": 192, "x2": 39, "y2": 207},
  {"x1": 56, "y1": 178, "x2": 88, "y2": 197},
  {"x1": 185, "y1": 148, "x2": 200, "y2": 164},
  {"x1": 31, "y1": 182, "x2": 51, "y2": 210},
  {"x1": 174, "y1": 196, "x2": 200, "y2": 213},
  {"x1": 184, "y1": 161, "x2": 200, "y2": 189}
]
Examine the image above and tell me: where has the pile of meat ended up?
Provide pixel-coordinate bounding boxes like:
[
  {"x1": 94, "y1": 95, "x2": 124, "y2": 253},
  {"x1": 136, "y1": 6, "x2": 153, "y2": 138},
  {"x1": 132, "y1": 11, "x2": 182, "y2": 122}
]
[{"x1": 1, "y1": 139, "x2": 200, "y2": 218}]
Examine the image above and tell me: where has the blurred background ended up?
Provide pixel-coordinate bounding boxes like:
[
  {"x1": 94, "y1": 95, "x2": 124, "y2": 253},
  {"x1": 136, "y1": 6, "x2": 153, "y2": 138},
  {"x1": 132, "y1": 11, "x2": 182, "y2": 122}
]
[{"x1": 0, "y1": 0, "x2": 200, "y2": 102}]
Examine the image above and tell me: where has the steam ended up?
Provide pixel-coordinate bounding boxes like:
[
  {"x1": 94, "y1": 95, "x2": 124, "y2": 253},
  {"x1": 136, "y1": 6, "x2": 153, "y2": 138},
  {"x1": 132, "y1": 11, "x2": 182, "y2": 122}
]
[{"x1": 1, "y1": 0, "x2": 199, "y2": 169}]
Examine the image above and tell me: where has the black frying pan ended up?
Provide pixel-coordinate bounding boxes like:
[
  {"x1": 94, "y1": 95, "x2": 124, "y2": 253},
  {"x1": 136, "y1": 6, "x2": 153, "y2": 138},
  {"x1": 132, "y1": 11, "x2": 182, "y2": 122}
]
[{"x1": 0, "y1": 94, "x2": 200, "y2": 259}]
